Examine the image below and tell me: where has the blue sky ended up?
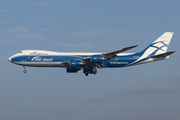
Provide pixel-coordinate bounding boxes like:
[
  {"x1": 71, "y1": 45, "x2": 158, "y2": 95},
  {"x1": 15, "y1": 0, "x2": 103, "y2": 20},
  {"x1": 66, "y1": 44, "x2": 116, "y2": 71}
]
[{"x1": 1, "y1": 0, "x2": 180, "y2": 120}]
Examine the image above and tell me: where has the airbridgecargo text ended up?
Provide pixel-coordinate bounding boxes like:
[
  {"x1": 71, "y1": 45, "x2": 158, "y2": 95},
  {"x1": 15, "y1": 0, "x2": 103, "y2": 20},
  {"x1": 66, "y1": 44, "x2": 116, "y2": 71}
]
[{"x1": 110, "y1": 62, "x2": 128, "y2": 64}]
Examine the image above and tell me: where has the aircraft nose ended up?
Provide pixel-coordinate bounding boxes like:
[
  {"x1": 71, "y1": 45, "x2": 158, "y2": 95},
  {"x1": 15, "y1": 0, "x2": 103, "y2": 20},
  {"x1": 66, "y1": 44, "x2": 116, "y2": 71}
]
[{"x1": 8, "y1": 57, "x2": 11, "y2": 62}]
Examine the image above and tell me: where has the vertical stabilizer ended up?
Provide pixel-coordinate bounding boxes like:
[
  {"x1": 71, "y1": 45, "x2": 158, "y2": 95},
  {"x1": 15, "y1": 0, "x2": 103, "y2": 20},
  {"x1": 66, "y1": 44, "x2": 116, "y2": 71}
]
[
  {"x1": 141, "y1": 32, "x2": 174, "y2": 56},
  {"x1": 128, "y1": 32, "x2": 174, "y2": 66}
]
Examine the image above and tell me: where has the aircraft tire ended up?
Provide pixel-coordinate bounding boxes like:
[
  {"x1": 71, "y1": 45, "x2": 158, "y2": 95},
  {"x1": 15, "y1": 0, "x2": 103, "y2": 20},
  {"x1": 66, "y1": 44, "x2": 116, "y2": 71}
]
[
  {"x1": 92, "y1": 69, "x2": 97, "y2": 74},
  {"x1": 85, "y1": 72, "x2": 89, "y2": 76},
  {"x1": 23, "y1": 70, "x2": 27, "y2": 73}
]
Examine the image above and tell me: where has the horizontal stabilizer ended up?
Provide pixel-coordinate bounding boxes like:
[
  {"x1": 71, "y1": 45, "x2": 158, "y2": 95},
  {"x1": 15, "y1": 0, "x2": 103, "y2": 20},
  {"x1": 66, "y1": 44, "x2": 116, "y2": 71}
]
[{"x1": 149, "y1": 51, "x2": 175, "y2": 58}]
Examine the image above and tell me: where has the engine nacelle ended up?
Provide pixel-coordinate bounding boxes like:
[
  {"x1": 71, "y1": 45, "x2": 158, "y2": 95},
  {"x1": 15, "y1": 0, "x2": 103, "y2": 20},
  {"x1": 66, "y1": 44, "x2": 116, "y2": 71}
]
[
  {"x1": 66, "y1": 67, "x2": 81, "y2": 73},
  {"x1": 69, "y1": 60, "x2": 82, "y2": 67},
  {"x1": 91, "y1": 55, "x2": 103, "y2": 63}
]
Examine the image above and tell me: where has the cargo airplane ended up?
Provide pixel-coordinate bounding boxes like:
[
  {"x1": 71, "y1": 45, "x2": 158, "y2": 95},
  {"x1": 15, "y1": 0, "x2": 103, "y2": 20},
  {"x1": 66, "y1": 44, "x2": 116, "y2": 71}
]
[{"x1": 8, "y1": 32, "x2": 175, "y2": 76}]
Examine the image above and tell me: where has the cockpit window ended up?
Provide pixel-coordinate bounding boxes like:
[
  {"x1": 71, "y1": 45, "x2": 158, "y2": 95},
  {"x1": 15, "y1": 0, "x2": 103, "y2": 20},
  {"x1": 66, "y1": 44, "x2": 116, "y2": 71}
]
[{"x1": 18, "y1": 51, "x2": 22, "y2": 53}]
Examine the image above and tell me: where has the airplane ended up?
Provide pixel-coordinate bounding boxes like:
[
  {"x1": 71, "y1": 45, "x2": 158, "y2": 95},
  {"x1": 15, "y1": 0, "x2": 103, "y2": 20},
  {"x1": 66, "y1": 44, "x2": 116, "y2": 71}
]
[{"x1": 8, "y1": 32, "x2": 175, "y2": 76}]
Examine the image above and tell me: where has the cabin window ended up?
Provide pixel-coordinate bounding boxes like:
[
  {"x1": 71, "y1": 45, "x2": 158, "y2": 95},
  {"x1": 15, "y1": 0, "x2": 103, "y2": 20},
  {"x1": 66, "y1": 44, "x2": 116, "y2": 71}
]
[{"x1": 18, "y1": 51, "x2": 22, "y2": 53}]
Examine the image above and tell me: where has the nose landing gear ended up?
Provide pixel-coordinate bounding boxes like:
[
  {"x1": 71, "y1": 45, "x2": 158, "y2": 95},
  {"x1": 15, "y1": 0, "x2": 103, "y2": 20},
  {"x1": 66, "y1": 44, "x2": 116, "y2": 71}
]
[{"x1": 23, "y1": 66, "x2": 27, "y2": 73}]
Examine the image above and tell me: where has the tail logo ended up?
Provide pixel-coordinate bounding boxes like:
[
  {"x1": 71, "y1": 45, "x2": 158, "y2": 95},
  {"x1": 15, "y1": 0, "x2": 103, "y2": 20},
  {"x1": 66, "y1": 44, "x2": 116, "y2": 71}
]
[
  {"x1": 127, "y1": 32, "x2": 173, "y2": 65},
  {"x1": 145, "y1": 40, "x2": 169, "y2": 56}
]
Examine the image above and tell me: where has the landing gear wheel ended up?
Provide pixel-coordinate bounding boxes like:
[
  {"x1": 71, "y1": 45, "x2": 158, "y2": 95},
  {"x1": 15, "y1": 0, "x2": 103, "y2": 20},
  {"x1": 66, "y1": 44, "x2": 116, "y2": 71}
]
[
  {"x1": 23, "y1": 70, "x2": 27, "y2": 73},
  {"x1": 85, "y1": 72, "x2": 89, "y2": 76},
  {"x1": 83, "y1": 67, "x2": 97, "y2": 76},
  {"x1": 93, "y1": 69, "x2": 97, "y2": 74}
]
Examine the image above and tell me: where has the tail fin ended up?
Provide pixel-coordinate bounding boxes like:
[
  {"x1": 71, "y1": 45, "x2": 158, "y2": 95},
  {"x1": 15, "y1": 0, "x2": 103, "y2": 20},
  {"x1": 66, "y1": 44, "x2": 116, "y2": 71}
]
[
  {"x1": 141, "y1": 32, "x2": 174, "y2": 56},
  {"x1": 127, "y1": 32, "x2": 174, "y2": 66}
]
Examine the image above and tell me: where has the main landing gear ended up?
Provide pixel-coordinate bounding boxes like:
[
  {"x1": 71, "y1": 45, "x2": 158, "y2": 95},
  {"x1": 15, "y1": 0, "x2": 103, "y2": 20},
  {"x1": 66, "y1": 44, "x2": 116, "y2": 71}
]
[
  {"x1": 23, "y1": 66, "x2": 27, "y2": 73},
  {"x1": 83, "y1": 67, "x2": 97, "y2": 76}
]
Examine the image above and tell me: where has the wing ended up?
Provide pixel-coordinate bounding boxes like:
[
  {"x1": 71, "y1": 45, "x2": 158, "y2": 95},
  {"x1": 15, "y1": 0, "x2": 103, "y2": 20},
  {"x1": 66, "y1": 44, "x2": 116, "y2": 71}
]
[
  {"x1": 61, "y1": 45, "x2": 138, "y2": 75},
  {"x1": 61, "y1": 45, "x2": 138, "y2": 68},
  {"x1": 82, "y1": 45, "x2": 138, "y2": 62},
  {"x1": 102, "y1": 45, "x2": 138, "y2": 61},
  {"x1": 81, "y1": 45, "x2": 138, "y2": 68}
]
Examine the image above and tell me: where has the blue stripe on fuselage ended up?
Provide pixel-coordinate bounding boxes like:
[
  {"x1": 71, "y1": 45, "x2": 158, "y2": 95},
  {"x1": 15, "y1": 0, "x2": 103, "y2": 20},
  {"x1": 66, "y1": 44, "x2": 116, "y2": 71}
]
[
  {"x1": 11, "y1": 53, "x2": 145, "y2": 67},
  {"x1": 11, "y1": 55, "x2": 90, "y2": 62}
]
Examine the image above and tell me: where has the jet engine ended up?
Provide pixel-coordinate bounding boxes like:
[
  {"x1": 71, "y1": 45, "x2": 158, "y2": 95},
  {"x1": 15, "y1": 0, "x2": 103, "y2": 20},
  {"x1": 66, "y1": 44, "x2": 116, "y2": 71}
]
[
  {"x1": 90, "y1": 55, "x2": 104, "y2": 63},
  {"x1": 69, "y1": 60, "x2": 82, "y2": 67}
]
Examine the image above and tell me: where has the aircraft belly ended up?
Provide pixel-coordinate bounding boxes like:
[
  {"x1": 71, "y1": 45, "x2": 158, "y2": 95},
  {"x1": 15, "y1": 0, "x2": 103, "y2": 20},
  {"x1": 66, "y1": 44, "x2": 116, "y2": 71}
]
[{"x1": 13, "y1": 62, "x2": 65, "y2": 67}]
